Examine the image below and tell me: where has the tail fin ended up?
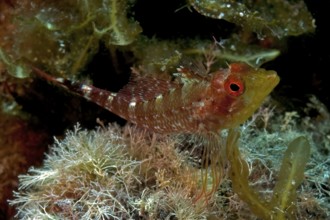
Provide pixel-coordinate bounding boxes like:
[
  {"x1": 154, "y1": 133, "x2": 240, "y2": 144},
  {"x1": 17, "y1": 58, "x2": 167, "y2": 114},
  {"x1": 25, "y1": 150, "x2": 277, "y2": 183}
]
[
  {"x1": 31, "y1": 67, "x2": 118, "y2": 113},
  {"x1": 31, "y1": 66, "x2": 90, "y2": 99},
  {"x1": 32, "y1": 67, "x2": 83, "y2": 94}
]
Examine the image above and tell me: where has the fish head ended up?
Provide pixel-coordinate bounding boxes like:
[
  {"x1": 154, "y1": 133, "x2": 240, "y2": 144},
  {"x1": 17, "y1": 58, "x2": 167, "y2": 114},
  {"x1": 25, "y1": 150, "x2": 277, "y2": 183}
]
[{"x1": 207, "y1": 62, "x2": 280, "y2": 130}]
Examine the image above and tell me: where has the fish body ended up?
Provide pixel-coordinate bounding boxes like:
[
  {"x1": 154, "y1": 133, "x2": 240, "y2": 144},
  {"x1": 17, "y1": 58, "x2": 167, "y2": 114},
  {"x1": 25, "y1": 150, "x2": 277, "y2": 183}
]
[{"x1": 34, "y1": 63, "x2": 279, "y2": 133}]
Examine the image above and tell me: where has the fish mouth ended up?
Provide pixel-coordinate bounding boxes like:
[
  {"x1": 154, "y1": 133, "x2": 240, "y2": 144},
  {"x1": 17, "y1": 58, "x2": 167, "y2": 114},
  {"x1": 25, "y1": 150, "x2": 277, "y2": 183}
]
[
  {"x1": 259, "y1": 70, "x2": 280, "y2": 90},
  {"x1": 267, "y1": 70, "x2": 280, "y2": 81},
  {"x1": 245, "y1": 69, "x2": 280, "y2": 103}
]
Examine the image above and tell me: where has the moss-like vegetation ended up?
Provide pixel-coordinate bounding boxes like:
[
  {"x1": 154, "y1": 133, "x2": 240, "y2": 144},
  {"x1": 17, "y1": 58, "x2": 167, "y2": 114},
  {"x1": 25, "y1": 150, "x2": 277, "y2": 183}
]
[{"x1": 9, "y1": 101, "x2": 330, "y2": 218}]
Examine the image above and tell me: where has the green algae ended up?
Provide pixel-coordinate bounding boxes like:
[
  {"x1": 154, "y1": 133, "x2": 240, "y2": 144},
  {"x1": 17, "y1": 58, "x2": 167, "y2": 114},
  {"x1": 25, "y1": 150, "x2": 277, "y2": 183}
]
[
  {"x1": 271, "y1": 136, "x2": 311, "y2": 219},
  {"x1": 227, "y1": 129, "x2": 311, "y2": 220},
  {"x1": 188, "y1": 0, "x2": 315, "y2": 38},
  {"x1": 1, "y1": 0, "x2": 141, "y2": 78},
  {"x1": 183, "y1": 35, "x2": 280, "y2": 68},
  {"x1": 227, "y1": 129, "x2": 272, "y2": 219},
  {"x1": 1, "y1": 0, "x2": 315, "y2": 79}
]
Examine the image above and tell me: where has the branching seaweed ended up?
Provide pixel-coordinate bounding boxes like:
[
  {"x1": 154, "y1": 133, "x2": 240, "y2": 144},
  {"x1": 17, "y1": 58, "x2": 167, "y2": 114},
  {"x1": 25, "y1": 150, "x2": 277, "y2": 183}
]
[{"x1": 0, "y1": 0, "x2": 141, "y2": 78}]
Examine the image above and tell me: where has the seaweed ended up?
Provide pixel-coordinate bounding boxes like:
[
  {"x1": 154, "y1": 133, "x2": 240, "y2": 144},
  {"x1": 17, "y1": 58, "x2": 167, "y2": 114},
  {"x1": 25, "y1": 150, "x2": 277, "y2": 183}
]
[
  {"x1": 188, "y1": 0, "x2": 315, "y2": 38},
  {"x1": 0, "y1": 0, "x2": 141, "y2": 78},
  {"x1": 7, "y1": 93, "x2": 330, "y2": 219},
  {"x1": 227, "y1": 129, "x2": 311, "y2": 219}
]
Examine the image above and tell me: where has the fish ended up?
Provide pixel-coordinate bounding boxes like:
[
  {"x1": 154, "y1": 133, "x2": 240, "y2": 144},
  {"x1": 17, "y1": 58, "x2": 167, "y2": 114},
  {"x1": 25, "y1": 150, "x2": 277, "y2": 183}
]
[
  {"x1": 33, "y1": 62, "x2": 279, "y2": 201},
  {"x1": 33, "y1": 62, "x2": 279, "y2": 134}
]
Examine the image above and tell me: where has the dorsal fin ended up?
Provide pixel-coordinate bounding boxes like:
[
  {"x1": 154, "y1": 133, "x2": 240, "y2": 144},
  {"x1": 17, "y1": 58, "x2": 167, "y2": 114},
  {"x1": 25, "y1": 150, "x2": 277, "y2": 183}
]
[
  {"x1": 117, "y1": 74, "x2": 178, "y2": 103},
  {"x1": 179, "y1": 58, "x2": 208, "y2": 77}
]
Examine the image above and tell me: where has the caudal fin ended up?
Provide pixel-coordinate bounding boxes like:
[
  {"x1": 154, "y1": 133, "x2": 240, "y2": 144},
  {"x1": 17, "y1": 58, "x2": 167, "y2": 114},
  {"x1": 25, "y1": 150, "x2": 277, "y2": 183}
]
[{"x1": 32, "y1": 67, "x2": 85, "y2": 96}]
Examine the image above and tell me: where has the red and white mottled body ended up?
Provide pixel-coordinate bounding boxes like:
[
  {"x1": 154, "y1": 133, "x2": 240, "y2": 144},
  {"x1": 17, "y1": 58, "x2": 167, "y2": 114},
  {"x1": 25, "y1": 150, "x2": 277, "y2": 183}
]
[
  {"x1": 33, "y1": 63, "x2": 279, "y2": 134},
  {"x1": 33, "y1": 62, "x2": 279, "y2": 201}
]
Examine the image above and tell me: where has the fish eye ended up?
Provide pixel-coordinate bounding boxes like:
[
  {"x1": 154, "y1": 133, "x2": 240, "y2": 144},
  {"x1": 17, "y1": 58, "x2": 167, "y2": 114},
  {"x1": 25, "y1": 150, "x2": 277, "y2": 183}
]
[{"x1": 224, "y1": 77, "x2": 244, "y2": 96}]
